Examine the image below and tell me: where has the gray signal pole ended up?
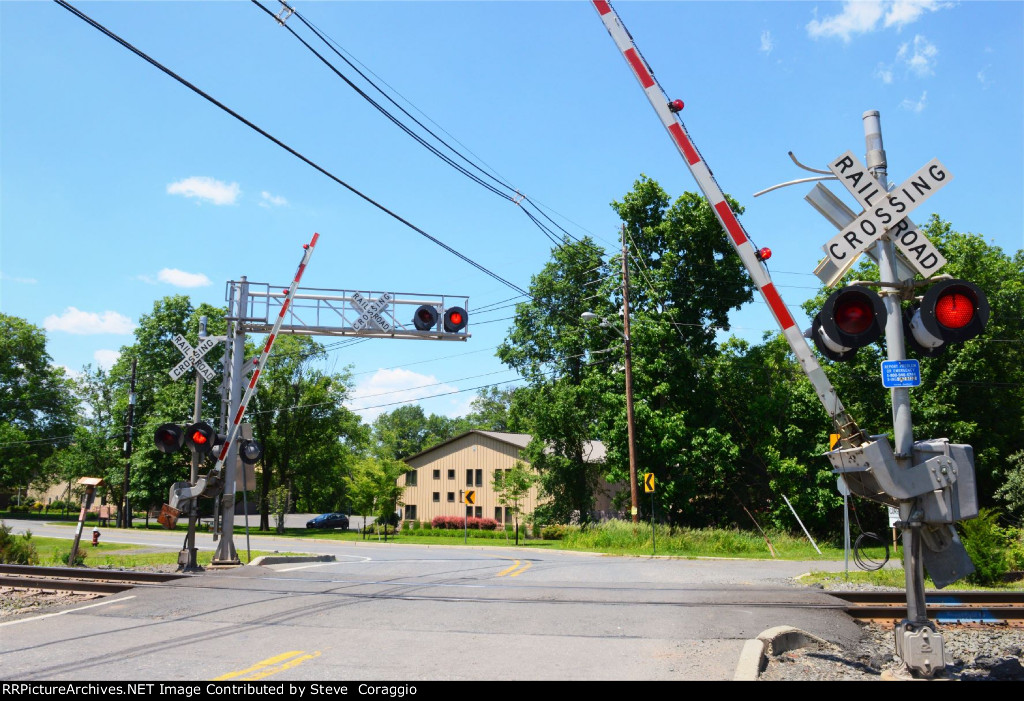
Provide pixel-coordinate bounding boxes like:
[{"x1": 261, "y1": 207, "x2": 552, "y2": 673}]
[
  {"x1": 213, "y1": 282, "x2": 247, "y2": 566},
  {"x1": 862, "y1": 111, "x2": 941, "y2": 667}
]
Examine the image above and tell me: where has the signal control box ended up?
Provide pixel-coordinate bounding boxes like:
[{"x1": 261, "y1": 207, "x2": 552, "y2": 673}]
[{"x1": 827, "y1": 435, "x2": 978, "y2": 524}]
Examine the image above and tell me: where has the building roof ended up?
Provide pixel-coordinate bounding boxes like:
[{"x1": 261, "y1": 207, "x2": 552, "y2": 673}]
[{"x1": 402, "y1": 430, "x2": 605, "y2": 464}]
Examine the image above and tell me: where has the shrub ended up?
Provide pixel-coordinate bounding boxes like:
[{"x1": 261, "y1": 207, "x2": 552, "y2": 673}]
[
  {"x1": 1004, "y1": 526, "x2": 1024, "y2": 572},
  {"x1": 0, "y1": 522, "x2": 38, "y2": 564},
  {"x1": 541, "y1": 524, "x2": 580, "y2": 540},
  {"x1": 959, "y1": 508, "x2": 1009, "y2": 586},
  {"x1": 59, "y1": 547, "x2": 86, "y2": 566}
]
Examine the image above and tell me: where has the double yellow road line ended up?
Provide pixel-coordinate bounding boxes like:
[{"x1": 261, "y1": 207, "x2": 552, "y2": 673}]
[
  {"x1": 213, "y1": 650, "x2": 321, "y2": 681},
  {"x1": 497, "y1": 559, "x2": 532, "y2": 577}
]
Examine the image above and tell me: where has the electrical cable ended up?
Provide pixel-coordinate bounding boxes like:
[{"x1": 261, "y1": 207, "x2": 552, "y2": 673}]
[
  {"x1": 53, "y1": 0, "x2": 530, "y2": 298},
  {"x1": 254, "y1": 0, "x2": 595, "y2": 253}
]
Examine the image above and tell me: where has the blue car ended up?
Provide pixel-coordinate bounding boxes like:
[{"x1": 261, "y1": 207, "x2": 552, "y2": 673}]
[{"x1": 306, "y1": 513, "x2": 350, "y2": 530}]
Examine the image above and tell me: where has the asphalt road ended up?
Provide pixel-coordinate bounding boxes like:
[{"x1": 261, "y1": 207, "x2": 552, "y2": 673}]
[{"x1": 1, "y1": 518, "x2": 862, "y2": 681}]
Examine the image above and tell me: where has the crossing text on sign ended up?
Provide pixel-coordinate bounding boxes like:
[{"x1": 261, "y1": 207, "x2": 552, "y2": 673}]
[{"x1": 823, "y1": 155, "x2": 952, "y2": 266}]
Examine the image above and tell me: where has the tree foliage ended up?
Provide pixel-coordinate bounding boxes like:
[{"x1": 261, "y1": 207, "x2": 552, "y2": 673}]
[{"x1": 0, "y1": 314, "x2": 78, "y2": 489}]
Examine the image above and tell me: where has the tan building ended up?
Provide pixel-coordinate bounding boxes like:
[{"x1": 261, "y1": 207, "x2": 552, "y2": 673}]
[{"x1": 399, "y1": 430, "x2": 619, "y2": 525}]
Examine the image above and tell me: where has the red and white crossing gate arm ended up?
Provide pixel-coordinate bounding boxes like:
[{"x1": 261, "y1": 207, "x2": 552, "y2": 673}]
[
  {"x1": 211, "y1": 232, "x2": 320, "y2": 475},
  {"x1": 592, "y1": 1, "x2": 862, "y2": 442}
]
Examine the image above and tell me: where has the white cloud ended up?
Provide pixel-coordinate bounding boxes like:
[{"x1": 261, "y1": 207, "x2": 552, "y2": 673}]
[
  {"x1": 977, "y1": 65, "x2": 993, "y2": 89},
  {"x1": 260, "y1": 191, "x2": 289, "y2": 208},
  {"x1": 94, "y1": 349, "x2": 120, "y2": 370},
  {"x1": 808, "y1": 1, "x2": 951, "y2": 41},
  {"x1": 900, "y1": 90, "x2": 928, "y2": 113},
  {"x1": 875, "y1": 63, "x2": 894, "y2": 84},
  {"x1": 347, "y1": 368, "x2": 461, "y2": 423},
  {"x1": 157, "y1": 268, "x2": 212, "y2": 288},
  {"x1": 807, "y1": 1, "x2": 885, "y2": 42},
  {"x1": 759, "y1": 30, "x2": 774, "y2": 55},
  {"x1": 43, "y1": 307, "x2": 136, "y2": 335},
  {"x1": 0, "y1": 272, "x2": 37, "y2": 284},
  {"x1": 167, "y1": 176, "x2": 240, "y2": 205},
  {"x1": 902, "y1": 35, "x2": 938, "y2": 76},
  {"x1": 884, "y1": 1, "x2": 950, "y2": 30}
]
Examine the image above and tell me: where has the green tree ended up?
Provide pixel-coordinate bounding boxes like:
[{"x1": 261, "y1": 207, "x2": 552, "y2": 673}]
[
  {"x1": 493, "y1": 460, "x2": 537, "y2": 544},
  {"x1": 464, "y1": 386, "x2": 525, "y2": 432},
  {"x1": 110, "y1": 297, "x2": 228, "y2": 520},
  {"x1": 249, "y1": 335, "x2": 365, "y2": 530},
  {"x1": 0, "y1": 314, "x2": 78, "y2": 490},
  {"x1": 499, "y1": 235, "x2": 611, "y2": 524},
  {"x1": 601, "y1": 177, "x2": 755, "y2": 527}
]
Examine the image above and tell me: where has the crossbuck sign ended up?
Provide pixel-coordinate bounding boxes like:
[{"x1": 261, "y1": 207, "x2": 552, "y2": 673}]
[
  {"x1": 815, "y1": 151, "x2": 950, "y2": 286},
  {"x1": 351, "y1": 291, "x2": 394, "y2": 332},
  {"x1": 169, "y1": 334, "x2": 221, "y2": 382}
]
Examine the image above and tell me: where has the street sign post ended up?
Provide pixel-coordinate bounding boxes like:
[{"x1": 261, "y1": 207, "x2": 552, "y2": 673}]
[{"x1": 644, "y1": 473, "x2": 656, "y2": 555}]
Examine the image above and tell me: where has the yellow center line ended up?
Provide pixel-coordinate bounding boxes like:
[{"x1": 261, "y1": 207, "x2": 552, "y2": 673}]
[
  {"x1": 509, "y1": 561, "x2": 532, "y2": 577},
  {"x1": 241, "y1": 651, "x2": 321, "y2": 680},
  {"x1": 212, "y1": 650, "x2": 320, "y2": 681},
  {"x1": 497, "y1": 560, "x2": 521, "y2": 577}
]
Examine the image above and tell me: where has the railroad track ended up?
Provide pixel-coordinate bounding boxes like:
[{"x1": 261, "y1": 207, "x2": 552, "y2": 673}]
[
  {"x1": 833, "y1": 590, "x2": 1024, "y2": 626},
  {"x1": 0, "y1": 564, "x2": 189, "y2": 595}
]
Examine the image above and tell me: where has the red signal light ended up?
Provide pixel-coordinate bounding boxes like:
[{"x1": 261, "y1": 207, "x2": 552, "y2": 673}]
[
  {"x1": 934, "y1": 292, "x2": 975, "y2": 329},
  {"x1": 810, "y1": 285, "x2": 886, "y2": 362},
  {"x1": 184, "y1": 421, "x2": 216, "y2": 457},
  {"x1": 443, "y1": 306, "x2": 468, "y2": 333},
  {"x1": 412, "y1": 305, "x2": 439, "y2": 331},
  {"x1": 154, "y1": 423, "x2": 184, "y2": 454},
  {"x1": 834, "y1": 297, "x2": 875, "y2": 335},
  {"x1": 906, "y1": 279, "x2": 989, "y2": 354}
]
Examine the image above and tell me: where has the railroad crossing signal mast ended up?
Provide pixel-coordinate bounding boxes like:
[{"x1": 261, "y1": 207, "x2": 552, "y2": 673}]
[
  {"x1": 592, "y1": 2, "x2": 986, "y2": 676},
  {"x1": 157, "y1": 234, "x2": 473, "y2": 566}
]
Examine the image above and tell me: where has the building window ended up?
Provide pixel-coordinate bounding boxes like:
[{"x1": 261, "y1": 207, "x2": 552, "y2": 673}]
[
  {"x1": 495, "y1": 507, "x2": 503, "y2": 522},
  {"x1": 466, "y1": 469, "x2": 473, "y2": 485},
  {"x1": 406, "y1": 471, "x2": 417, "y2": 487},
  {"x1": 466, "y1": 506, "x2": 482, "y2": 518},
  {"x1": 447, "y1": 492, "x2": 455, "y2": 502},
  {"x1": 505, "y1": 507, "x2": 512, "y2": 523},
  {"x1": 433, "y1": 492, "x2": 440, "y2": 502},
  {"x1": 475, "y1": 506, "x2": 482, "y2": 518},
  {"x1": 468, "y1": 469, "x2": 482, "y2": 486},
  {"x1": 405, "y1": 505, "x2": 417, "y2": 520},
  {"x1": 433, "y1": 469, "x2": 440, "y2": 480},
  {"x1": 466, "y1": 505, "x2": 473, "y2": 517},
  {"x1": 447, "y1": 469, "x2": 455, "y2": 480}
]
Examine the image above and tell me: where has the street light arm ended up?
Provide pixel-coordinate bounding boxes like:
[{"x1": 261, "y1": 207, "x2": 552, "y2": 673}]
[{"x1": 582, "y1": 311, "x2": 627, "y2": 340}]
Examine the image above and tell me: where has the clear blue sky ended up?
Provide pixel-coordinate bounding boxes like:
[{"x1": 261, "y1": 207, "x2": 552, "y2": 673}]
[{"x1": 2, "y1": 1, "x2": 1022, "y2": 424}]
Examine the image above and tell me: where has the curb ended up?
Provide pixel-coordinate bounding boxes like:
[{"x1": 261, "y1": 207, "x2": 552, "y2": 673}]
[
  {"x1": 733, "y1": 626, "x2": 827, "y2": 681},
  {"x1": 247, "y1": 554, "x2": 337, "y2": 567}
]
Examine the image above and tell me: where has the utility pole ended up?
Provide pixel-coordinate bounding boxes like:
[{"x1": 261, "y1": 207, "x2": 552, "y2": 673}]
[
  {"x1": 120, "y1": 358, "x2": 137, "y2": 529},
  {"x1": 621, "y1": 225, "x2": 640, "y2": 523}
]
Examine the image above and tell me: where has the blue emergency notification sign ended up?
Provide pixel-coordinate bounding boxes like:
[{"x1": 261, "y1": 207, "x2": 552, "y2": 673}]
[{"x1": 881, "y1": 359, "x2": 921, "y2": 388}]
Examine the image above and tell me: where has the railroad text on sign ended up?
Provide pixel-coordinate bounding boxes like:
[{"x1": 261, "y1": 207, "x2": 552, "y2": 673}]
[{"x1": 823, "y1": 154, "x2": 952, "y2": 269}]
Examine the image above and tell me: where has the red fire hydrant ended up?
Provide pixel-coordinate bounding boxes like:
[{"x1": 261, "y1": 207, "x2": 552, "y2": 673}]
[{"x1": 91, "y1": 528, "x2": 100, "y2": 547}]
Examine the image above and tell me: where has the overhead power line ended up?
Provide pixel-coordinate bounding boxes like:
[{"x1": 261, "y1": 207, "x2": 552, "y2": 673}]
[{"x1": 53, "y1": 0, "x2": 530, "y2": 298}]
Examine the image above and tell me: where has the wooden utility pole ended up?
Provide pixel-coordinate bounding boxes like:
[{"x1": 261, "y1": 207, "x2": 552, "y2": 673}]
[
  {"x1": 621, "y1": 226, "x2": 640, "y2": 524},
  {"x1": 120, "y1": 358, "x2": 137, "y2": 528}
]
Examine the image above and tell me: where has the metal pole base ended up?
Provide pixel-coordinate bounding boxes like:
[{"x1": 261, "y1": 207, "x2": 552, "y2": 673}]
[
  {"x1": 894, "y1": 620, "x2": 946, "y2": 678},
  {"x1": 176, "y1": 548, "x2": 203, "y2": 573}
]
